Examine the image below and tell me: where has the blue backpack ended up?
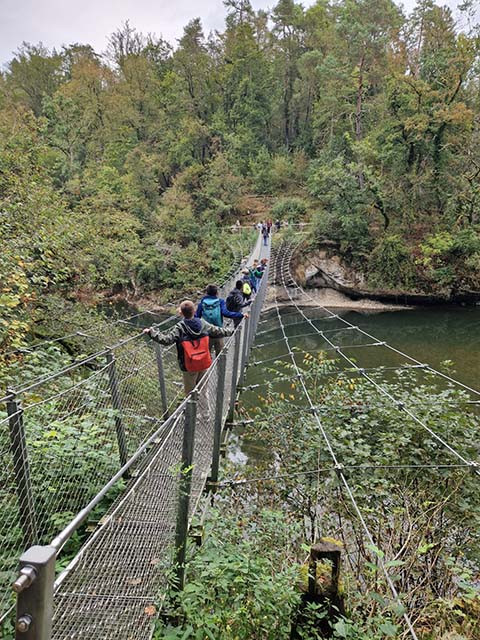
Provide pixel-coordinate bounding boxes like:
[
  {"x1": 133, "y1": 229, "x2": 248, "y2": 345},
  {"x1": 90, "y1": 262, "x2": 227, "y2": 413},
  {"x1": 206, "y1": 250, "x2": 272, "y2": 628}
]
[{"x1": 202, "y1": 297, "x2": 222, "y2": 326}]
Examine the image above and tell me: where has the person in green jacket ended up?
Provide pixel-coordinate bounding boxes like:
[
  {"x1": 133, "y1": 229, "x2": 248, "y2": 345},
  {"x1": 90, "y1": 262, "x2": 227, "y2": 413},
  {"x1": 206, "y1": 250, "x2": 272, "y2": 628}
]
[
  {"x1": 143, "y1": 300, "x2": 233, "y2": 395},
  {"x1": 251, "y1": 260, "x2": 264, "y2": 290}
]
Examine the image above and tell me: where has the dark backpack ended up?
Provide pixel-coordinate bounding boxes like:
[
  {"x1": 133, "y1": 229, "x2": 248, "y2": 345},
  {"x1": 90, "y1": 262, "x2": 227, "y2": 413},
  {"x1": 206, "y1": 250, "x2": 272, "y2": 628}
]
[
  {"x1": 178, "y1": 323, "x2": 212, "y2": 372},
  {"x1": 226, "y1": 290, "x2": 244, "y2": 312},
  {"x1": 201, "y1": 297, "x2": 222, "y2": 326}
]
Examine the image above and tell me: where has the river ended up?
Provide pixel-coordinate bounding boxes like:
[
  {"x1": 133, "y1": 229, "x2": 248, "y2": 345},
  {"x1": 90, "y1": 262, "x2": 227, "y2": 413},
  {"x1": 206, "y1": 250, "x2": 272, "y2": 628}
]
[{"x1": 233, "y1": 304, "x2": 479, "y2": 462}]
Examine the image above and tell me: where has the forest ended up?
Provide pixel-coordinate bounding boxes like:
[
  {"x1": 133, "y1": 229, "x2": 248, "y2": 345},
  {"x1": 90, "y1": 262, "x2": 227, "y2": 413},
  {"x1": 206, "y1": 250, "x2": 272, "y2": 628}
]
[
  {"x1": 1, "y1": 0, "x2": 480, "y2": 363},
  {"x1": 1, "y1": 1, "x2": 480, "y2": 638}
]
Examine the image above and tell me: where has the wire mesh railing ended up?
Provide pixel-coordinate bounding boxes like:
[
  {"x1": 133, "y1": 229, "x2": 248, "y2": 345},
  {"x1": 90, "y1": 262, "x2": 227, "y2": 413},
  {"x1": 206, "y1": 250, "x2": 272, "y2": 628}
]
[
  {"x1": 244, "y1": 236, "x2": 480, "y2": 639},
  {"x1": 0, "y1": 229, "x2": 257, "y2": 403},
  {"x1": 3, "y1": 233, "x2": 269, "y2": 638},
  {"x1": 51, "y1": 410, "x2": 186, "y2": 640}
]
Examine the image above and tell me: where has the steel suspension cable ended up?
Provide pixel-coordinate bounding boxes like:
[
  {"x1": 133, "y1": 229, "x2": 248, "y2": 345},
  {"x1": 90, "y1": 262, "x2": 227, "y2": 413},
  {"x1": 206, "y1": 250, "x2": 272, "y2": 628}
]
[
  {"x1": 282, "y1": 235, "x2": 480, "y2": 398},
  {"x1": 277, "y1": 240, "x2": 480, "y2": 476},
  {"x1": 269, "y1": 244, "x2": 419, "y2": 639}
]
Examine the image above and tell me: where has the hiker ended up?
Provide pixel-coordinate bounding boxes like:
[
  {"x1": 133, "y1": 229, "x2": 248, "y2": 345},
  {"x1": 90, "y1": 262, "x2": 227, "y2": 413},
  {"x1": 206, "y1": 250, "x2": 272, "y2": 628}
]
[
  {"x1": 241, "y1": 267, "x2": 256, "y2": 294},
  {"x1": 143, "y1": 300, "x2": 233, "y2": 395},
  {"x1": 262, "y1": 225, "x2": 269, "y2": 246},
  {"x1": 226, "y1": 280, "x2": 252, "y2": 327},
  {"x1": 240, "y1": 270, "x2": 253, "y2": 301},
  {"x1": 266, "y1": 219, "x2": 272, "y2": 234},
  {"x1": 251, "y1": 260, "x2": 264, "y2": 289},
  {"x1": 195, "y1": 284, "x2": 247, "y2": 356},
  {"x1": 275, "y1": 219, "x2": 281, "y2": 231}
]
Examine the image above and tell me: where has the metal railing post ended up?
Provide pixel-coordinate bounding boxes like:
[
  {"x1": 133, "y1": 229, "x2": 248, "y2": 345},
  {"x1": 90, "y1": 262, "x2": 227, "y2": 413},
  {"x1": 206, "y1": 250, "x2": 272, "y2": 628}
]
[
  {"x1": 228, "y1": 329, "x2": 242, "y2": 421},
  {"x1": 153, "y1": 343, "x2": 169, "y2": 417},
  {"x1": 238, "y1": 319, "x2": 249, "y2": 387},
  {"x1": 173, "y1": 391, "x2": 198, "y2": 590},
  {"x1": 209, "y1": 350, "x2": 227, "y2": 490},
  {"x1": 6, "y1": 393, "x2": 38, "y2": 548},
  {"x1": 12, "y1": 545, "x2": 56, "y2": 640},
  {"x1": 105, "y1": 351, "x2": 129, "y2": 472}
]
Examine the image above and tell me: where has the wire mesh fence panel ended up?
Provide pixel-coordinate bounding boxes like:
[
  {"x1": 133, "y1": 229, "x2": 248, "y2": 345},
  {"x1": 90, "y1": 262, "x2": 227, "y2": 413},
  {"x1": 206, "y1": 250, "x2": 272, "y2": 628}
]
[
  {"x1": 190, "y1": 366, "x2": 219, "y2": 514},
  {"x1": 51, "y1": 410, "x2": 186, "y2": 640},
  {"x1": 3, "y1": 233, "x2": 267, "y2": 633},
  {"x1": 113, "y1": 339, "x2": 168, "y2": 456},
  {"x1": 0, "y1": 366, "x2": 126, "y2": 622},
  {"x1": 0, "y1": 418, "x2": 23, "y2": 620},
  {"x1": 24, "y1": 366, "x2": 121, "y2": 541}
]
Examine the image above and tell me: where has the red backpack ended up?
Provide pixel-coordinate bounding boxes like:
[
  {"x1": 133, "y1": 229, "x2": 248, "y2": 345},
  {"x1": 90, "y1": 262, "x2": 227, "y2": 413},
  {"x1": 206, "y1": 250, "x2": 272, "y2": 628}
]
[{"x1": 179, "y1": 323, "x2": 212, "y2": 372}]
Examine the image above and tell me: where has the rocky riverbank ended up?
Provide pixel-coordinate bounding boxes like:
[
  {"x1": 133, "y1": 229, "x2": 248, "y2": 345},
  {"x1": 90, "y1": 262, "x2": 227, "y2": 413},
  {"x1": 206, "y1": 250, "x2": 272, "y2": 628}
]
[{"x1": 289, "y1": 247, "x2": 480, "y2": 307}]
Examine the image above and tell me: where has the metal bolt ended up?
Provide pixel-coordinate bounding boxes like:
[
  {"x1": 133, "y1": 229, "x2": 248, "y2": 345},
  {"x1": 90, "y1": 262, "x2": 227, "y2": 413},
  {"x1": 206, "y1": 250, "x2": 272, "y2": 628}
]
[
  {"x1": 12, "y1": 565, "x2": 37, "y2": 593},
  {"x1": 16, "y1": 615, "x2": 32, "y2": 633}
]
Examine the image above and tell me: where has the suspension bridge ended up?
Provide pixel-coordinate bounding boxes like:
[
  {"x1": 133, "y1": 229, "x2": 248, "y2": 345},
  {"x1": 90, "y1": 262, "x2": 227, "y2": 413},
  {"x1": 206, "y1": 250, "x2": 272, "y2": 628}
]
[{"x1": 1, "y1": 230, "x2": 479, "y2": 640}]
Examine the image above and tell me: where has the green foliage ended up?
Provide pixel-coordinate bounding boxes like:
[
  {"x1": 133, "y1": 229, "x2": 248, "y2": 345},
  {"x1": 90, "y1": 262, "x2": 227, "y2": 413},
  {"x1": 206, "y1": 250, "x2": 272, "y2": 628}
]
[
  {"x1": 235, "y1": 355, "x2": 480, "y2": 636},
  {"x1": 420, "y1": 232, "x2": 456, "y2": 263},
  {"x1": 417, "y1": 228, "x2": 480, "y2": 291},
  {"x1": 309, "y1": 157, "x2": 372, "y2": 257},
  {"x1": 368, "y1": 235, "x2": 415, "y2": 290},
  {"x1": 249, "y1": 151, "x2": 308, "y2": 195},
  {"x1": 249, "y1": 147, "x2": 274, "y2": 194},
  {"x1": 1, "y1": 0, "x2": 479, "y2": 305},
  {"x1": 271, "y1": 197, "x2": 308, "y2": 222},
  {"x1": 155, "y1": 510, "x2": 302, "y2": 640}
]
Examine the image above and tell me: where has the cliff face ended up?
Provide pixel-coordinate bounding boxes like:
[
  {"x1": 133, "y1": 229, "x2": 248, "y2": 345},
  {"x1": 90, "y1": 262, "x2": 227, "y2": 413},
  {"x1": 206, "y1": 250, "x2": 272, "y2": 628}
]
[{"x1": 290, "y1": 247, "x2": 480, "y2": 307}]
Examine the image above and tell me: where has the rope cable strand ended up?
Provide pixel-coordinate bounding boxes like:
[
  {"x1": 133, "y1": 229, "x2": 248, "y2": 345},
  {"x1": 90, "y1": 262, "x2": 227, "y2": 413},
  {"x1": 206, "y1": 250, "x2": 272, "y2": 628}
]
[
  {"x1": 268, "y1": 243, "x2": 419, "y2": 639},
  {"x1": 217, "y1": 462, "x2": 472, "y2": 489},
  {"x1": 276, "y1": 239, "x2": 480, "y2": 476},
  {"x1": 283, "y1": 235, "x2": 480, "y2": 398}
]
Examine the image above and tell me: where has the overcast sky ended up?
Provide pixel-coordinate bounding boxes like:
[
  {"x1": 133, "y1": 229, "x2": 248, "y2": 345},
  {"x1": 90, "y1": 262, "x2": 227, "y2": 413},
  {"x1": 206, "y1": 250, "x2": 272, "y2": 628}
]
[{"x1": 0, "y1": 0, "x2": 471, "y2": 67}]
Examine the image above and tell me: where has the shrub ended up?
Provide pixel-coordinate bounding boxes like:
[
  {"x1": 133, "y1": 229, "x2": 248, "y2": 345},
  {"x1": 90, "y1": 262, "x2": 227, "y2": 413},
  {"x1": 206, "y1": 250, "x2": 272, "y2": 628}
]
[
  {"x1": 308, "y1": 157, "x2": 372, "y2": 257},
  {"x1": 451, "y1": 228, "x2": 480, "y2": 257},
  {"x1": 249, "y1": 147, "x2": 274, "y2": 194},
  {"x1": 272, "y1": 197, "x2": 308, "y2": 222},
  {"x1": 419, "y1": 232, "x2": 455, "y2": 265},
  {"x1": 156, "y1": 510, "x2": 301, "y2": 640},
  {"x1": 368, "y1": 235, "x2": 415, "y2": 290}
]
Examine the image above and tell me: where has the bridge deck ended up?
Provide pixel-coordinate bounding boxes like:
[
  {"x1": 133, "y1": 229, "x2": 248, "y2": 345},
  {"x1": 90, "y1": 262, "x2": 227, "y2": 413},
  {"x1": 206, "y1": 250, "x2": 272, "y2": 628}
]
[{"x1": 50, "y1": 236, "x2": 270, "y2": 639}]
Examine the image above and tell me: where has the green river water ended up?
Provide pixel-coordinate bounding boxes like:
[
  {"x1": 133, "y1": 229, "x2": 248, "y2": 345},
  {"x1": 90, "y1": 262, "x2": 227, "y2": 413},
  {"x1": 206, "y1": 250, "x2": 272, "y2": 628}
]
[{"x1": 234, "y1": 304, "x2": 479, "y2": 462}]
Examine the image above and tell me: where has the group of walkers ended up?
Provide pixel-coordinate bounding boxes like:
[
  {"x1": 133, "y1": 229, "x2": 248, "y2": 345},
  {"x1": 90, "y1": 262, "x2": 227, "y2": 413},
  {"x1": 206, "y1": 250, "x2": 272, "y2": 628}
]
[
  {"x1": 256, "y1": 220, "x2": 272, "y2": 246},
  {"x1": 143, "y1": 258, "x2": 269, "y2": 395},
  {"x1": 256, "y1": 219, "x2": 284, "y2": 245}
]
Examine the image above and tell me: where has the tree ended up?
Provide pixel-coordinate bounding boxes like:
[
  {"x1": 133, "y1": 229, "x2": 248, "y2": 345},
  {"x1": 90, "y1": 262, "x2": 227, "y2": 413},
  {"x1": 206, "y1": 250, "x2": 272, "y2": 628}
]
[
  {"x1": 336, "y1": 0, "x2": 401, "y2": 144},
  {"x1": 272, "y1": 0, "x2": 305, "y2": 149},
  {"x1": 6, "y1": 43, "x2": 63, "y2": 115}
]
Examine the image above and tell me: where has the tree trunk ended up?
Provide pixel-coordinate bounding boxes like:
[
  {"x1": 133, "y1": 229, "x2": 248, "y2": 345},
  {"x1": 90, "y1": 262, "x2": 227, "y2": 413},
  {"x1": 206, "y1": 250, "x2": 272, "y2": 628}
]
[
  {"x1": 355, "y1": 53, "x2": 365, "y2": 189},
  {"x1": 355, "y1": 53, "x2": 365, "y2": 142}
]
